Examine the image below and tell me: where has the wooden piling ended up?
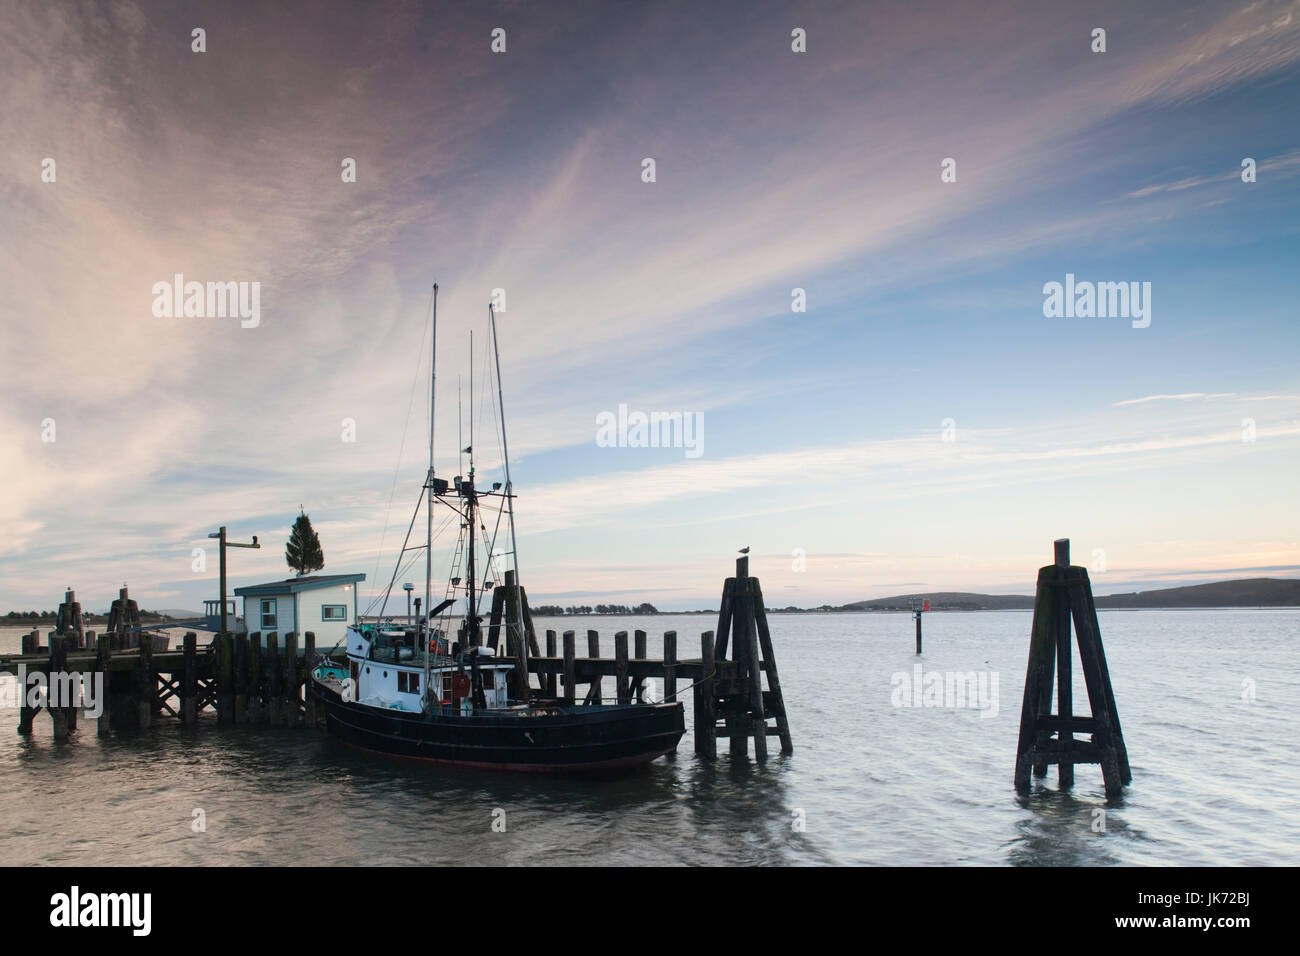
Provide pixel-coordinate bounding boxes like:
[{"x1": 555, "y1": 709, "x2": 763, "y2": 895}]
[
  {"x1": 752, "y1": 583, "x2": 793, "y2": 755},
  {"x1": 49, "y1": 636, "x2": 70, "y2": 740},
  {"x1": 501, "y1": 573, "x2": 530, "y2": 701},
  {"x1": 18, "y1": 633, "x2": 41, "y2": 733},
  {"x1": 95, "y1": 634, "x2": 113, "y2": 736},
  {"x1": 304, "y1": 632, "x2": 317, "y2": 728},
  {"x1": 663, "y1": 630, "x2": 677, "y2": 702},
  {"x1": 216, "y1": 632, "x2": 235, "y2": 724},
  {"x1": 1072, "y1": 582, "x2": 1131, "y2": 785},
  {"x1": 234, "y1": 632, "x2": 250, "y2": 723},
  {"x1": 726, "y1": 577, "x2": 749, "y2": 757},
  {"x1": 1053, "y1": 541, "x2": 1073, "y2": 787},
  {"x1": 265, "y1": 634, "x2": 281, "y2": 727},
  {"x1": 585, "y1": 630, "x2": 602, "y2": 704},
  {"x1": 714, "y1": 580, "x2": 735, "y2": 659},
  {"x1": 182, "y1": 633, "x2": 197, "y2": 724},
  {"x1": 283, "y1": 632, "x2": 300, "y2": 727},
  {"x1": 137, "y1": 630, "x2": 154, "y2": 728},
  {"x1": 249, "y1": 633, "x2": 263, "y2": 723},
  {"x1": 614, "y1": 631, "x2": 630, "y2": 705},
  {"x1": 695, "y1": 631, "x2": 717, "y2": 757},
  {"x1": 632, "y1": 630, "x2": 646, "y2": 702},
  {"x1": 544, "y1": 630, "x2": 557, "y2": 697},
  {"x1": 1014, "y1": 539, "x2": 1130, "y2": 797},
  {"x1": 486, "y1": 587, "x2": 506, "y2": 650},
  {"x1": 562, "y1": 630, "x2": 576, "y2": 705},
  {"x1": 741, "y1": 580, "x2": 768, "y2": 760}
]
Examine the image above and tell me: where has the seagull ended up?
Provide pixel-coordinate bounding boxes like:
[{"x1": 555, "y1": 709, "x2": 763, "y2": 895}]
[{"x1": 738, "y1": 546, "x2": 750, "y2": 554}]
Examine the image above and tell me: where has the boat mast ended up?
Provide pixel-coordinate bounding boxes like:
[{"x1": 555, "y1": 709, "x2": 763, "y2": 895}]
[
  {"x1": 465, "y1": 330, "x2": 479, "y2": 647},
  {"x1": 424, "y1": 283, "x2": 438, "y2": 704},
  {"x1": 488, "y1": 303, "x2": 526, "y2": 695}
]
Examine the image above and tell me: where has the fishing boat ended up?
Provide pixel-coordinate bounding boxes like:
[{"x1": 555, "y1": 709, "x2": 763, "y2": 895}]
[{"x1": 309, "y1": 287, "x2": 685, "y2": 771}]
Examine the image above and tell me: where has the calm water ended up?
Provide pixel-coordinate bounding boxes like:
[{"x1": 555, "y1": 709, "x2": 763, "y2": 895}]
[{"x1": 1, "y1": 609, "x2": 1297, "y2": 866}]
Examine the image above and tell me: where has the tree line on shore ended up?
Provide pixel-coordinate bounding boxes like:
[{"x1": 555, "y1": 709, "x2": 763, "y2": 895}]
[
  {"x1": 4, "y1": 609, "x2": 172, "y2": 622},
  {"x1": 531, "y1": 603, "x2": 660, "y2": 616}
]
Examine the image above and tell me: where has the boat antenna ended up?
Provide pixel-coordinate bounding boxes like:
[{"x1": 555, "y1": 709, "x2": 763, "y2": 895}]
[
  {"x1": 424, "y1": 282, "x2": 438, "y2": 707},
  {"x1": 488, "y1": 302, "x2": 526, "y2": 696}
]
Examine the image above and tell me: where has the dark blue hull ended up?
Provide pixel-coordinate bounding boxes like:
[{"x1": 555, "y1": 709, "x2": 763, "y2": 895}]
[{"x1": 311, "y1": 678, "x2": 685, "y2": 772}]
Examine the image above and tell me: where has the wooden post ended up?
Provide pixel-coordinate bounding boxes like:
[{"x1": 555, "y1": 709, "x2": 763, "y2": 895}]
[
  {"x1": 94, "y1": 633, "x2": 112, "y2": 737},
  {"x1": 501, "y1": 574, "x2": 529, "y2": 701},
  {"x1": 304, "y1": 631, "x2": 317, "y2": 728},
  {"x1": 727, "y1": 576, "x2": 749, "y2": 757},
  {"x1": 695, "y1": 631, "x2": 716, "y2": 757},
  {"x1": 1015, "y1": 566, "x2": 1059, "y2": 790},
  {"x1": 714, "y1": 579, "x2": 735, "y2": 659},
  {"x1": 586, "y1": 631, "x2": 602, "y2": 704},
  {"x1": 752, "y1": 583, "x2": 793, "y2": 755},
  {"x1": 1053, "y1": 540, "x2": 1073, "y2": 787},
  {"x1": 216, "y1": 632, "x2": 235, "y2": 724},
  {"x1": 248, "y1": 633, "x2": 263, "y2": 722},
  {"x1": 1073, "y1": 581, "x2": 1131, "y2": 786},
  {"x1": 137, "y1": 629, "x2": 154, "y2": 728},
  {"x1": 486, "y1": 587, "x2": 505, "y2": 651},
  {"x1": 283, "y1": 632, "x2": 300, "y2": 727},
  {"x1": 742, "y1": 574, "x2": 768, "y2": 760},
  {"x1": 562, "y1": 630, "x2": 576, "y2": 705},
  {"x1": 520, "y1": 587, "x2": 542, "y2": 660},
  {"x1": 663, "y1": 630, "x2": 677, "y2": 703},
  {"x1": 17, "y1": 629, "x2": 41, "y2": 733},
  {"x1": 614, "y1": 631, "x2": 629, "y2": 705},
  {"x1": 544, "y1": 630, "x2": 557, "y2": 697},
  {"x1": 234, "y1": 632, "x2": 250, "y2": 723},
  {"x1": 632, "y1": 630, "x2": 647, "y2": 701},
  {"x1": 915, "y1": 607, "x2": 923, "y2": 654},
  {"x1": 49, "y1": 636, "x2": 70, "y2": 739},
  {"x1": 265, "y1": 634, "x2": 281, "y2": 726},
  {"x1": 182, "y1": 633, "x2": 197, "y2": 724}
]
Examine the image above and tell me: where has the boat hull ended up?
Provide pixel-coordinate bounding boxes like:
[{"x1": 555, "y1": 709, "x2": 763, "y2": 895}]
[{"x1": 311, "y1": 677, "x2": 685, "y2": 772}]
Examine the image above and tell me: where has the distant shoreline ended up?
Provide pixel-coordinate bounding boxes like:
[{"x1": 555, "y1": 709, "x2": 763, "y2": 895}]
[{"x1": 530, "y1": 604, "x2": 1299, "y2": 617}]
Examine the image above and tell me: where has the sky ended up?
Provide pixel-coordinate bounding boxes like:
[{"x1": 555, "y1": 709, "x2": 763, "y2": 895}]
[{"x1": 1, "y1": 0, "x2": 1298, "y2": 614}]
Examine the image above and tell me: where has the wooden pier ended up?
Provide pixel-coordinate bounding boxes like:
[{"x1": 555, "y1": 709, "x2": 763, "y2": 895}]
[
  {"x1": 2, "y1": 586, "x2": 319, "y2": 737},
  {"x1": 2, "y1": 561, "x2": 794, "y2": 760}
]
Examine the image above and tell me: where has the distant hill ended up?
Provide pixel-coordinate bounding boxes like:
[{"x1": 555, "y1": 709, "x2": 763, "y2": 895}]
[
  {"x1": 844, "y1": 578, "x2": 1300, "y2": 611},
  {"x1": 1092, "y1": 578, "x2": 1300, "y2": 609},
  {"x1": 157, "y1": 609, "x2": 206, "y2": 620},
  {"x1": 845, "y1": 592, "x2": 1034, "y2": 611}
]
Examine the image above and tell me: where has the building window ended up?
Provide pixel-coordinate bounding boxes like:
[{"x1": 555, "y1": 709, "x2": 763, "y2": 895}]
[
  {"x1": 322, "y1": 605, "x2": 347, "y2": 621},
  {"x1": 260, "y1": 598, "x2": 277, "y2": 630}
]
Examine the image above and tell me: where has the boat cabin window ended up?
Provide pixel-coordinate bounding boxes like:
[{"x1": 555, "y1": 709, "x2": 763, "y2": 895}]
[
  {"x1": 397, "y1": 672, "x2": 420, "y2": 694},
  {"x1": 260, "y1": 599, "x2": 277, "y2": 630}
]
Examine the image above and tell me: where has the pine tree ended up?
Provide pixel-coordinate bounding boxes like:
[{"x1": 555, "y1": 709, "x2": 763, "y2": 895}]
[{"x1": 285, "y1": 509, "x2": 325, "y2": 576}]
